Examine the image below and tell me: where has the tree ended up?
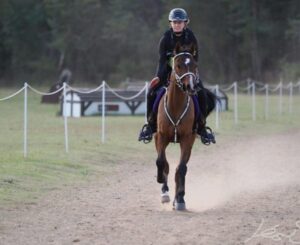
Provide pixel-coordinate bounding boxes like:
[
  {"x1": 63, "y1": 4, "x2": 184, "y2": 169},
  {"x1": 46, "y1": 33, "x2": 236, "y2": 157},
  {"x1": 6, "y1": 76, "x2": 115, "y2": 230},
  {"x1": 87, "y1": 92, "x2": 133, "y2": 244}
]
[{"x1": 0, "y1": 0, "x2": 299, "y2": 85}]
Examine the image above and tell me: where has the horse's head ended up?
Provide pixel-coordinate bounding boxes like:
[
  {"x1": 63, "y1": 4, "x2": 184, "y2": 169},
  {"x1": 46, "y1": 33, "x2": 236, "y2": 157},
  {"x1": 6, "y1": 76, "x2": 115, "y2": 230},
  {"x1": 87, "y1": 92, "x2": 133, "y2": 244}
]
[{"x1": 172, "y1": 43, "x2": 199, "y2": 95}]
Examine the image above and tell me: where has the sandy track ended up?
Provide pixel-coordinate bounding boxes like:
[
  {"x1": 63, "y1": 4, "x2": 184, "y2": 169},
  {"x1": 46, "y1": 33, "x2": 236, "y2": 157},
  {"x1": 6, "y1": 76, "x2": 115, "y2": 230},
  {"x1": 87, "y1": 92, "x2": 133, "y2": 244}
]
[{"x1": 1, "y1": 130, "x2": 300, "y2": 245}]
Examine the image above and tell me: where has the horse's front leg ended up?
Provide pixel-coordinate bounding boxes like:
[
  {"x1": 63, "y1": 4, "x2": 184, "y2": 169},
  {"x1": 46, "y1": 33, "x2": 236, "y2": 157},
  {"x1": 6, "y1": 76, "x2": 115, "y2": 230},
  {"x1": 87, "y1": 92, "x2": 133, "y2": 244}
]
[
  {"x1": 155, "y1": 134, "x2": 170, "y2": 203},
  {"x1": 174, "y1": 139, "x2": 193, "y2": 210}
]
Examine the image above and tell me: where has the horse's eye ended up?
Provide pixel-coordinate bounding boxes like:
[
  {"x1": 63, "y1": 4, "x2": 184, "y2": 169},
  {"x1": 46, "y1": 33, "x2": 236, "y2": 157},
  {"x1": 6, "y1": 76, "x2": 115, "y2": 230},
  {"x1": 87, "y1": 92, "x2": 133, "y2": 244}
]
[{"x1": 177, "y1": 65, "x2": 181, "y2": 69}]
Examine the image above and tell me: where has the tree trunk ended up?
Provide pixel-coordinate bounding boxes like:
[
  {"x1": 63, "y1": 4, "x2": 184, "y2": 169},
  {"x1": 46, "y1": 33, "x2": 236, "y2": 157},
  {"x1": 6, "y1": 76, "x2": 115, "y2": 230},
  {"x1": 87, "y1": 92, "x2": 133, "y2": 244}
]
[{"x1": 251, "y1": 0, "x2": 262, "y2": 80}]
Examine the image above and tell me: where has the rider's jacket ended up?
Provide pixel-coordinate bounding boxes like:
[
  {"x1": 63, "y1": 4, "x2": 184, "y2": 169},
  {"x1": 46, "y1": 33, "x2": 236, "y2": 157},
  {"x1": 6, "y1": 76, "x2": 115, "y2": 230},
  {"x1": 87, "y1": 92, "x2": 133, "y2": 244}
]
[{"x1": 156, "y1": 28, "x2": 199, "y2": 85}]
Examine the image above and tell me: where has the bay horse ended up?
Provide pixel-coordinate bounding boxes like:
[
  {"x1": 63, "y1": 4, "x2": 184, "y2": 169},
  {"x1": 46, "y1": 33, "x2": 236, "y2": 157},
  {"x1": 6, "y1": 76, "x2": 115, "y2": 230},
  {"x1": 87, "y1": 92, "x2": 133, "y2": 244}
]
[{"x1": 155, "y1": 43, "x2": 199, "y2": 211}]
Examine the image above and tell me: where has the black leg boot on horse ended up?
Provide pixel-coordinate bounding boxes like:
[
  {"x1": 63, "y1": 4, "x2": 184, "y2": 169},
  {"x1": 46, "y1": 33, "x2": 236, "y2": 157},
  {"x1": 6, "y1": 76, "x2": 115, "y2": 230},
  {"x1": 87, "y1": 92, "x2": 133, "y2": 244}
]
[
  {"x1": 138, "y1": 77, "x2": 160, "y2": 143},
  {"x1": 196, "y1": 87, "x2": 216, "y2": 145}
]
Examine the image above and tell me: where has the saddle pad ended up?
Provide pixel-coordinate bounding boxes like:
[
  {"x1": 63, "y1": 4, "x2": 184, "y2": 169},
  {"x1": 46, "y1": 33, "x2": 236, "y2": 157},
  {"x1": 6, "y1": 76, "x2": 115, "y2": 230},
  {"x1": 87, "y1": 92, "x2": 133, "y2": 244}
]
[
  {"x1": 192, "y1": 95, "x2": 201, "y2": 120},
  {"x1": 153, "y1": 87, "x2": 166, "y2": 113}
]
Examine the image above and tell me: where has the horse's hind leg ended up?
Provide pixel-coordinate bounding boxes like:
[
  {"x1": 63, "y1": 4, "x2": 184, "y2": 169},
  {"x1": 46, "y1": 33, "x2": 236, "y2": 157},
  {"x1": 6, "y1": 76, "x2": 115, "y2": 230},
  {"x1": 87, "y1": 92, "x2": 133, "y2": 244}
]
[{"x1": 155, "y1": 135, "x2": 170, "y2": 203}]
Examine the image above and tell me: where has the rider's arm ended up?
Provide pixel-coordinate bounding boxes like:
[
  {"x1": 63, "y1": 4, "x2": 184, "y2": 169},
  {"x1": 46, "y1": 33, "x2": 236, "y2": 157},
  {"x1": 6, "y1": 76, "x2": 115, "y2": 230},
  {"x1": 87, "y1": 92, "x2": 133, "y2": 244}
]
[
  {"x1": 189, "y1": 30, "x2": 199, "y2": 62},
  {"x1": 188, "y1": 29, "x2": 203, "y2": 87},
  {"x1": 156, "y1": 35, "x2": 168, "y2": 81}
]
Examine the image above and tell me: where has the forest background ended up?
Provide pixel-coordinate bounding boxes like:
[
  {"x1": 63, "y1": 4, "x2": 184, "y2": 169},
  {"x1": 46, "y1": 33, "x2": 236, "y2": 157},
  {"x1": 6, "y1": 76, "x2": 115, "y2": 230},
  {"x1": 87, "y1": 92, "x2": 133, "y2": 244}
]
[{"x1": 0, "y1": 0, "x2": 299, "y2": 86}]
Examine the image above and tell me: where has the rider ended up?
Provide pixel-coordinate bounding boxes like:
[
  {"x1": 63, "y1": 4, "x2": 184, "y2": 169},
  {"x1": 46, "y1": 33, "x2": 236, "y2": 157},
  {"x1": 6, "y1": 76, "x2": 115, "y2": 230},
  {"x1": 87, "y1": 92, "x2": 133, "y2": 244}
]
[{"x1": 138, "y1": 8, "x2": 216, "y2": 145}]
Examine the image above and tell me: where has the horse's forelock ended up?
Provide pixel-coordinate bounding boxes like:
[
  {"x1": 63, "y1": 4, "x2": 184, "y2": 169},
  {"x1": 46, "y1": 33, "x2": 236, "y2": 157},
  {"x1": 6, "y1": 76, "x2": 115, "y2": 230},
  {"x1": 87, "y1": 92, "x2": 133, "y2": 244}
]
[{"x1": 174, "y1": 53, "x2": 195, "y2": 69}]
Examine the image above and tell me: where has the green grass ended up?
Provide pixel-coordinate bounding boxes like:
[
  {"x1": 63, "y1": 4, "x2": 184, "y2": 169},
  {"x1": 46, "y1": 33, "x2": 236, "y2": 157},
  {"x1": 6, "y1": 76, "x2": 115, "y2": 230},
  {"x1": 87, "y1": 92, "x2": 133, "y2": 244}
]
[
  {"x1": 213, "y1": 93, "x2": 300, "y2": 136},
  {"x1": 0, "y1": 87, "x2": 300, "y2": 206}
]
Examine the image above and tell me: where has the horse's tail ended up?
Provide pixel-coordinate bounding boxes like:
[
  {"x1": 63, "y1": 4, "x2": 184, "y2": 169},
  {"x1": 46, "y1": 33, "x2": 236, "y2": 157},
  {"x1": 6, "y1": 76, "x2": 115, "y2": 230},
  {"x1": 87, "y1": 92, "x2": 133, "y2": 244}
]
[{"x1": 204, "y1": 88, "x2": 221, "y2": 117}]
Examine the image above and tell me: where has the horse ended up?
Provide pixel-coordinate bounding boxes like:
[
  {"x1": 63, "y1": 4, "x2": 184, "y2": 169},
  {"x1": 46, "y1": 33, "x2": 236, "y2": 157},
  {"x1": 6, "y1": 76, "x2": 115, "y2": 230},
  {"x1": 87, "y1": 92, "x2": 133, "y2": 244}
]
[{"x1": 155, "y1": 43, "x2": 200, "y2": 211}]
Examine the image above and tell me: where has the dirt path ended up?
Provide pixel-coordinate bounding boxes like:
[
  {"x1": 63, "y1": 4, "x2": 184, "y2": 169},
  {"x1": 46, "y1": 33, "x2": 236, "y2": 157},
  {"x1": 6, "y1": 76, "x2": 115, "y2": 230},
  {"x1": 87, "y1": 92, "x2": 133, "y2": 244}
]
[{"x1": 1, "y1": 131, "x2": 300, "y2": 245}]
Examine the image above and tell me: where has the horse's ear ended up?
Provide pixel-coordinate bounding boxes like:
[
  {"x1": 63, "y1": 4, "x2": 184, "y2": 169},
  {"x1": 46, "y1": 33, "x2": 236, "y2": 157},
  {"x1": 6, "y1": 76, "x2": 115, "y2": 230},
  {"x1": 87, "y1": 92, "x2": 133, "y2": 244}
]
[
  {"x1": 190, "y1": 43, "x2": 196, "y2": 56},
  {"x1": 174, "y1": 42, "x2": 181, "y2": 55}
]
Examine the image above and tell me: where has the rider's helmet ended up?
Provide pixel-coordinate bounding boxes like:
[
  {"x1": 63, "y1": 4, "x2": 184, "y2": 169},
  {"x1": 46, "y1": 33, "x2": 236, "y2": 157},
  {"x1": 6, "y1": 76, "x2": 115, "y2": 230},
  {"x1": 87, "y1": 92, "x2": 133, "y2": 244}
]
[{"x1": 168, "y1": 8, "x2": 189, "y2": 23}]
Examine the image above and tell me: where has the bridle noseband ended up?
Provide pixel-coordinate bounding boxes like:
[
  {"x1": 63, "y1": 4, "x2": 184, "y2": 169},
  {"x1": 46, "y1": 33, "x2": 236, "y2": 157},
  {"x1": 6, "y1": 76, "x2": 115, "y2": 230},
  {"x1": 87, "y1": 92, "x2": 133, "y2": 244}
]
[{"x1": 172, "y1": 52, "x2": 198, "y2": 92}]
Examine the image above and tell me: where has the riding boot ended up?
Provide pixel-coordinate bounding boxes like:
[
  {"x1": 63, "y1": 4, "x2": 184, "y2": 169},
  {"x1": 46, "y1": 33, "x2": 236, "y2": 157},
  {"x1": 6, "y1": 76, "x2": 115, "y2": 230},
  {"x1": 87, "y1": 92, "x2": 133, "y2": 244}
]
[
  {"x1": 196, "y1": 88, "x2": 216, "y2": 145},
  {"x1": 146, "y1": 110, "x2": 157, "y2": 134},
  {"x1": 138, "y1": 77, "x2": 160, "y2": 143},
  {"x1": 197, "y1": 119, "x2": 216, "y2": 145}
]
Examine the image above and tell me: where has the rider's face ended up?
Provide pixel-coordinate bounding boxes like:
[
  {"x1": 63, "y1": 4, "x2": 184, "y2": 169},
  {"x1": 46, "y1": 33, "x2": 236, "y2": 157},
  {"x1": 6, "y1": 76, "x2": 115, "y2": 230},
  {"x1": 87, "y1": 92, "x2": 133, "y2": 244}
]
[{"x1": 170, "y1": 21, "x2": 186, "y2": 33}]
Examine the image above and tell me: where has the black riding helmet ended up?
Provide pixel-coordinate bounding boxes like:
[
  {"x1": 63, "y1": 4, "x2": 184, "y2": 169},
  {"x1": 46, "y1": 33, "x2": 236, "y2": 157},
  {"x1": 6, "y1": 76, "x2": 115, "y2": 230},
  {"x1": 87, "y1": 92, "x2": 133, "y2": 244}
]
[{"x1": 168, "y1": 8, "x2": 189, "y2": 23}]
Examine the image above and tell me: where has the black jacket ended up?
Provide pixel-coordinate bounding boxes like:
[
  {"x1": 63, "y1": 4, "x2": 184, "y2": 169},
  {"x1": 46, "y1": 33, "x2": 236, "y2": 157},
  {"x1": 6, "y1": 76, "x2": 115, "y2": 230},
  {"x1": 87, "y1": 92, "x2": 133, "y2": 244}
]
[{"x1": 156, "y1": 28, "x2": 199, "y2": 83}]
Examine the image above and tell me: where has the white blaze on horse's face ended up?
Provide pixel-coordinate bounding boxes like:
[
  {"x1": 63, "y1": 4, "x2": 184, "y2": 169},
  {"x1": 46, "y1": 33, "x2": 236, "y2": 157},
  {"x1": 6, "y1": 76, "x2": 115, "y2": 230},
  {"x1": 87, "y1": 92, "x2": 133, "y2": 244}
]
[
  {"x1": 184, "y1": 58, "x2": 190, "y2": 65},
  {"x1": 189, "y1": 74, "x2": 194, "y2": 91},
  {"x1": 173, "y1": 52, "x2": 197, "y2": 94},
  {"x1": 184, "y1": 57, "x2": 194, "y2": 92}
]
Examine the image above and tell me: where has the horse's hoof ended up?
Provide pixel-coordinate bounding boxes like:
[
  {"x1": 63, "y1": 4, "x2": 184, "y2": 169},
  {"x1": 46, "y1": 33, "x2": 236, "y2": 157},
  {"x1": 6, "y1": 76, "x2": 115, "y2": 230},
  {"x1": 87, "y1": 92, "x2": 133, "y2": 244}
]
[
  {"x1": 161, "y1": 192, "x2": 170, "y2": 203},
  {"x1": 174, "y1": 202, "x2": 186, "y2": 211}
]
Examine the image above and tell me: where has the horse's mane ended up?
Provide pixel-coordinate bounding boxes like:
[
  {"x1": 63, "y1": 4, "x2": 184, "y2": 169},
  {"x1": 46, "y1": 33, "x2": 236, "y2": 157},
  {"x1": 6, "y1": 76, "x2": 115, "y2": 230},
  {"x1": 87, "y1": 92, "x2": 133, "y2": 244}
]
[{"x1": 174, "y1": 43, "x2": 196, "y2": 57}]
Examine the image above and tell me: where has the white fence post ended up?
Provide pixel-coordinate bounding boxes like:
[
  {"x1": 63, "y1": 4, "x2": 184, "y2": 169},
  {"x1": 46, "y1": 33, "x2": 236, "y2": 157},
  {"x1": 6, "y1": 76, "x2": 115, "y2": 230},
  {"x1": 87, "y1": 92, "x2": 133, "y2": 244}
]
[
  {"x1": 215, "y1": 84, "x2": 219, "y2": 129},
  {"x1": 63, "y1": 83, "x2": 69, "y2": 153},
  {"x1": 247, "y1": 78, "x2": 251, "y2": 96},
  {"x1": 234, "y1": 81, "x2": 238, "y2": 124},
  {"x1": 265, "y1": 84, "x2": 269, "y2": 120},
  {"x1": 2, "y1": 80, "x2": 300, "y2": 156},
  {"x1": 279, "y1": 81, "x2": 283, "y2": 115},
  {"x1": 252, "y1": 82, "x2": 256, "y2": 121},
  {"x1": 289, "y1": 82, "x2": 293, "y2": 114},
  {"x1": 24, "y1": 83, "x2": 28, "y2": 158},
  {"x1": 145, "y1": 82, "x2": 148, "y2": 123},
  {"x1": 101, "y1": 80, "x2": 106, "y2": 143}
]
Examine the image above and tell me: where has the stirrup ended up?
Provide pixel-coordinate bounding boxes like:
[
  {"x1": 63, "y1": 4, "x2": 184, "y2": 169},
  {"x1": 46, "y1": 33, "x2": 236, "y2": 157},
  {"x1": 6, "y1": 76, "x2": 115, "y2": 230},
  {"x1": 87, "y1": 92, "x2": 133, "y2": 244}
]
[
  {"x1": 200, "y1": 126, "x2": 216, "y2": 145},
  {"x1": 138, "y1": 124, "x2": 153, "y2": 144}
]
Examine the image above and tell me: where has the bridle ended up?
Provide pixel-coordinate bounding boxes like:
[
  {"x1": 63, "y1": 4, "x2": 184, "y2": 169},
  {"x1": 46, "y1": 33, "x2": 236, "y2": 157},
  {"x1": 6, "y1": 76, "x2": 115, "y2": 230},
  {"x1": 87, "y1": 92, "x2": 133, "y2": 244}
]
[
  {"x1": 163, "y1": 52, "x2": 198, "y2": 143},
  {"x1": 172, "y1": 52, "x2": 198, "y2": 92}
]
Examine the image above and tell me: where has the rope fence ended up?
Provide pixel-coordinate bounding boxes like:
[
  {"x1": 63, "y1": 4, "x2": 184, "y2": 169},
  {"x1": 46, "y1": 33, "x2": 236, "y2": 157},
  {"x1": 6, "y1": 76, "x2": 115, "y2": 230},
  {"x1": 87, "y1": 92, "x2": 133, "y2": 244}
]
[
  {"x1": 1, "y1": 80, "x2": 300, "y2": 157},
  {"x1": 0, "y1": 86, "x2": 25, "y2": 101}
]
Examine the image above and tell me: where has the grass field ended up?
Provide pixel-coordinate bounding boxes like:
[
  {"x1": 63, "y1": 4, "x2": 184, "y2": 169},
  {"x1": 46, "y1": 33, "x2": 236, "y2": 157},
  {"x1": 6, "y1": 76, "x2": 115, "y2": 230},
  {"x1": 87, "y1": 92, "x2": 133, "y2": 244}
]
[{"x1": 0, "y1": 87, "x2": 299, "y2": 206}]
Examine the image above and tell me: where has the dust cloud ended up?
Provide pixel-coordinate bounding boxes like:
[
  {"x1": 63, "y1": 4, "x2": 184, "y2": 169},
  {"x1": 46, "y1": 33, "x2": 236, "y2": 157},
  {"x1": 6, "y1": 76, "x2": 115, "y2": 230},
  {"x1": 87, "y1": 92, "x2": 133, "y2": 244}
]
[{"x1": 166, "y1": 132, "x2": 300, "y2": 211}]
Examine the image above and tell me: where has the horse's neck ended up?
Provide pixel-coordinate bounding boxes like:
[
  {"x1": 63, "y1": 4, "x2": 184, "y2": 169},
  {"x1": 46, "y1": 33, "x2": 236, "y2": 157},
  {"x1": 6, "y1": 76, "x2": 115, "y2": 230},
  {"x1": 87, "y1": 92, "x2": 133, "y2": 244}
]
[{"x1": 167, "y1": 78, "x2": 188, "y2": 118}]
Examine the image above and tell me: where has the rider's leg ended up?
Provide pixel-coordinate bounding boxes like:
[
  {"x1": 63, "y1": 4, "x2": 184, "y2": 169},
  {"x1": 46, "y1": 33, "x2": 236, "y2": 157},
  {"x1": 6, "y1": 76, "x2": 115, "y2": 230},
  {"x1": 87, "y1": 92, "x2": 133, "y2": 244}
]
[
  {"x1": 196, "y1": 88, "x2": 216, "y2": 145},
  {"x1": 148, "y1": 72, "x2": 171, "y2": 131},
  {"x1": 138, "y1": 77, "x2": 160, "y2": 142},
  {"x1": 146, "y1": 87, "x2": 158, "y2": 133},
  {"x1": 139, "y1": 67, "x2": 171, "y2": 143}
]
